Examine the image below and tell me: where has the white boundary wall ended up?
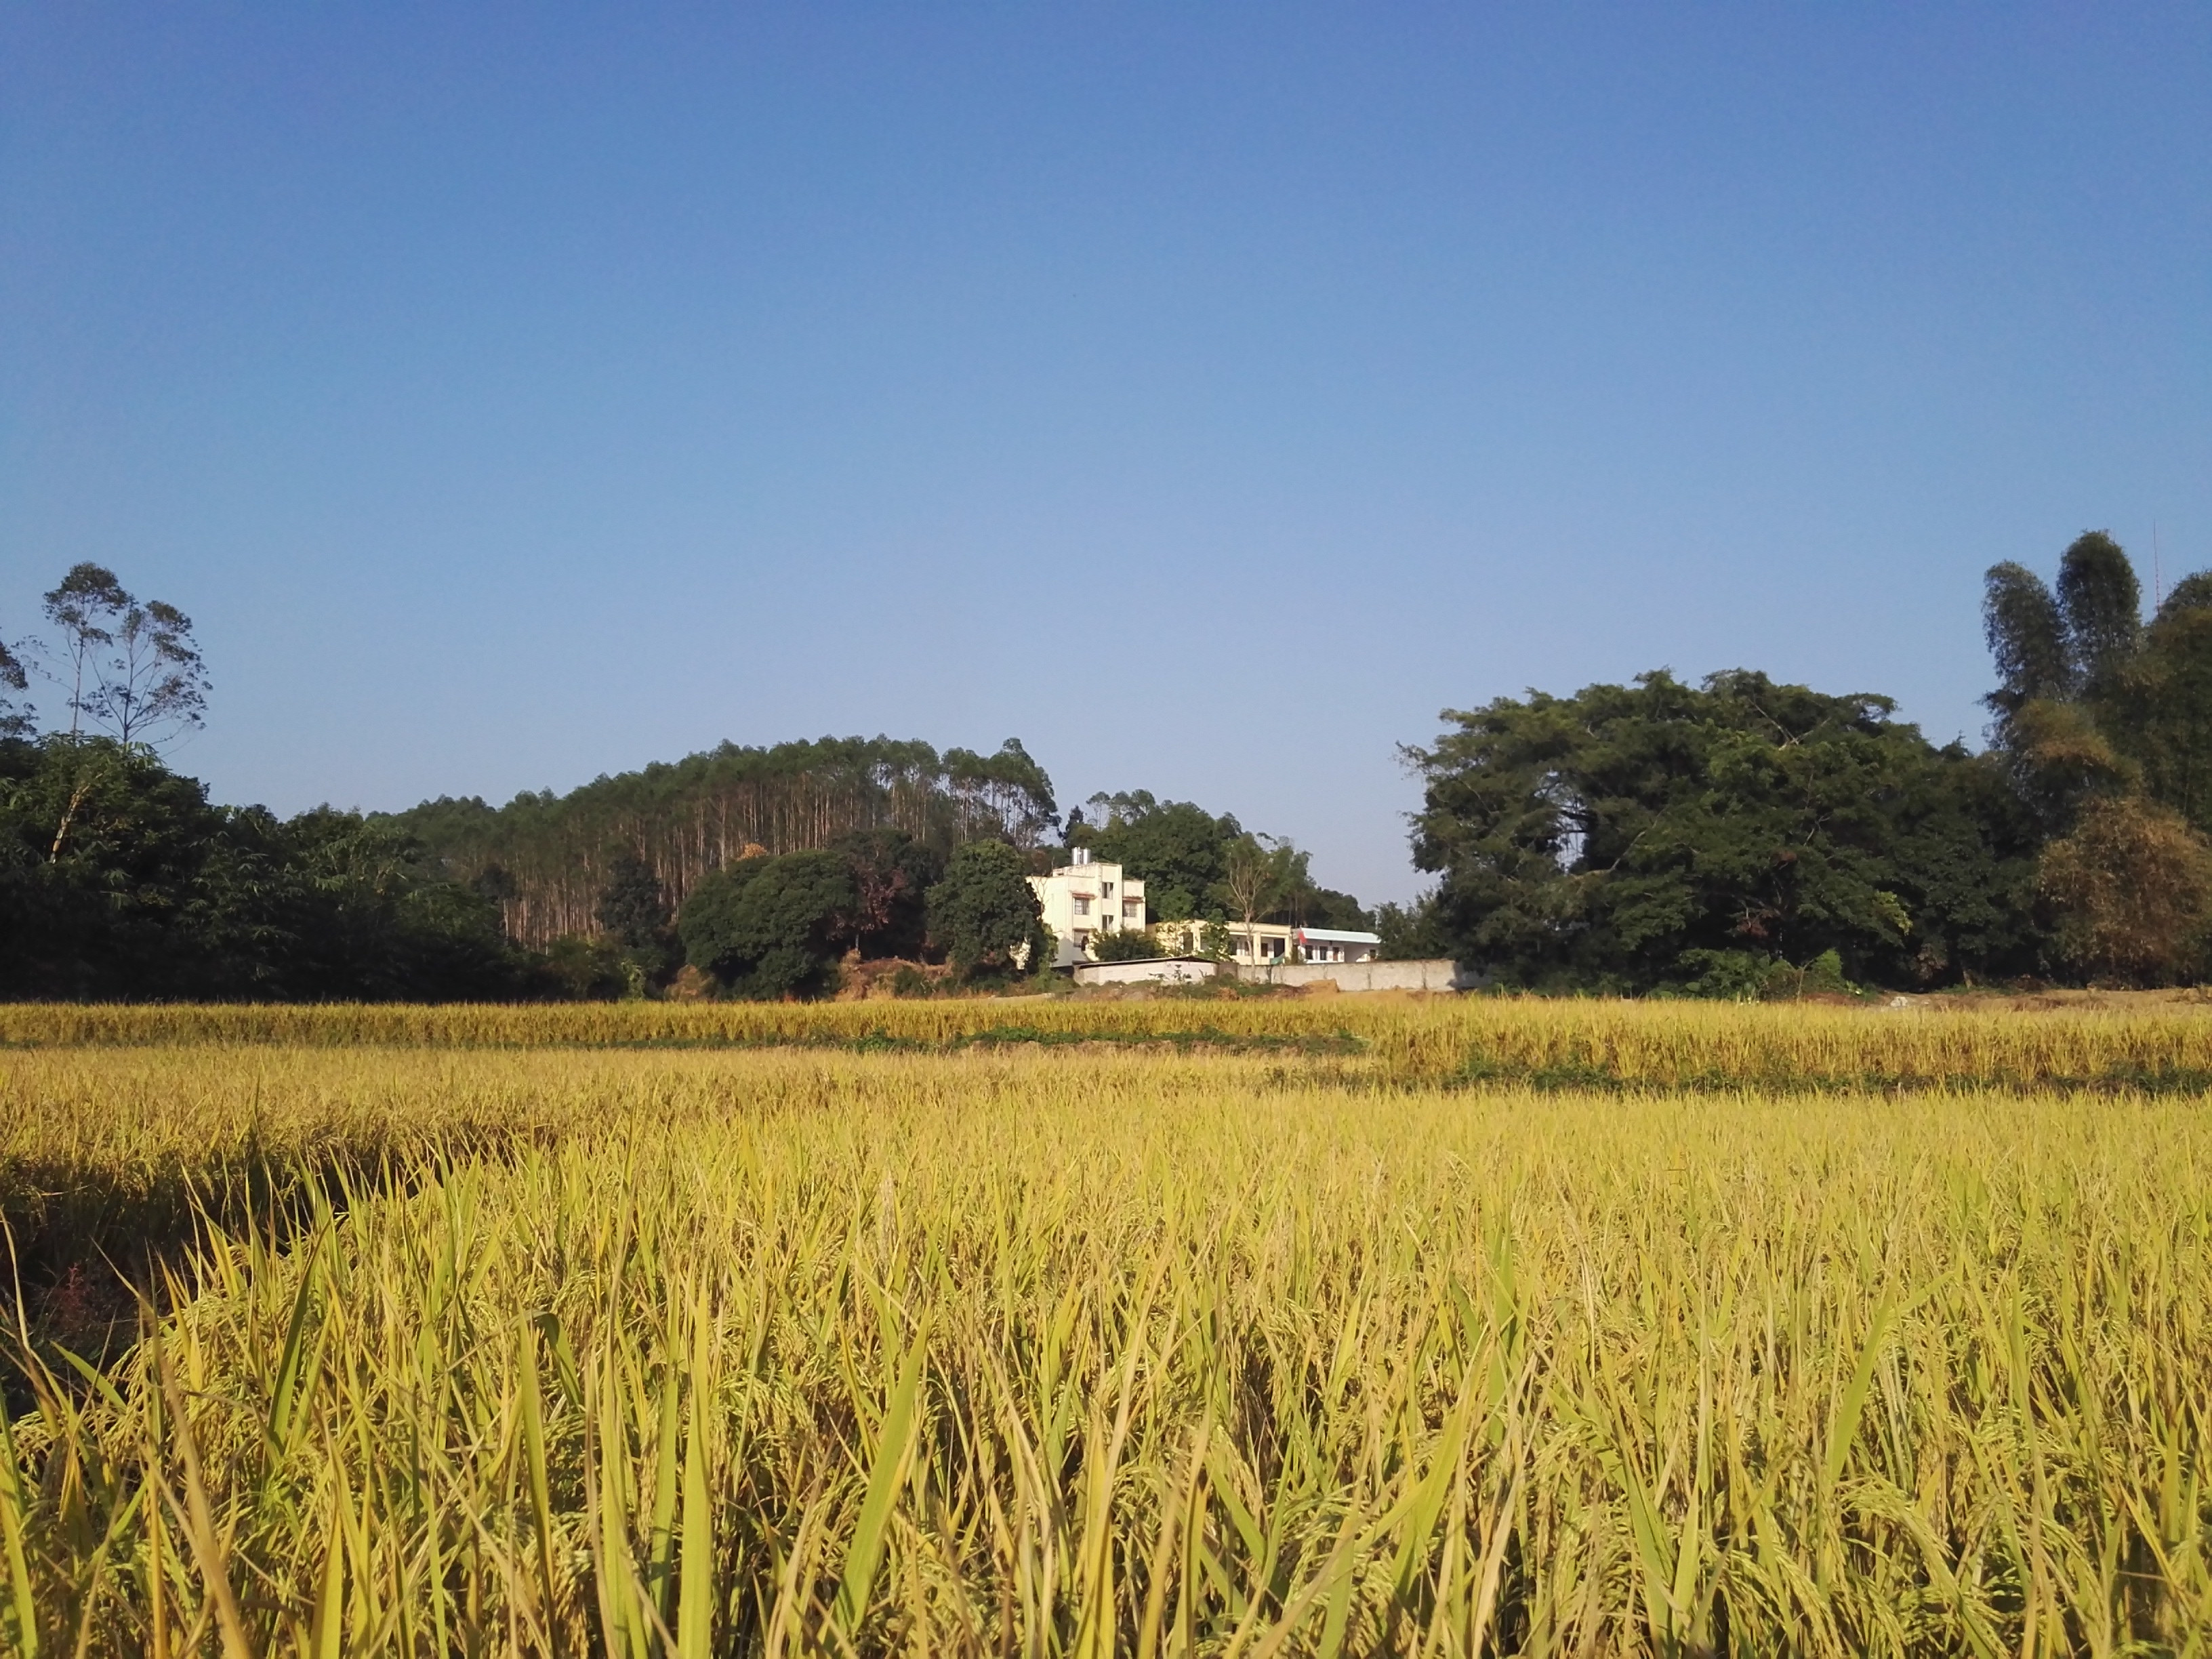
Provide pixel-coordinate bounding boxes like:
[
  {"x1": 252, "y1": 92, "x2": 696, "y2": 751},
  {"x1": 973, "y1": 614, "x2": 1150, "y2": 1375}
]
[
  {"x1": 1233, "y1": 959, "x2": 1477, "y2": 993},
  {"x1": 1071, "y1": 957, "x2": 1223, "y2": 987}
]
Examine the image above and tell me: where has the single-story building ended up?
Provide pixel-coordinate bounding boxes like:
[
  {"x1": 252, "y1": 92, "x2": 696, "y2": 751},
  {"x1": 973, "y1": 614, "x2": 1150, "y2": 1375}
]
[
  {"x1": 1294, "y1": 926, "x2": 1383, "y2": 964},
  {"x1": 1153, "y1": 919, "x2": 1382, "y2": 966}
]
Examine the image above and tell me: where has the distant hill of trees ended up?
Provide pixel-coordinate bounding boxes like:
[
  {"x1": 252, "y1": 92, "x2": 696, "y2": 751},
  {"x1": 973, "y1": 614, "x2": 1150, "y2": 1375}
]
[
  {"x1": 388, "y1": 736, "x2": 1059, "y2": 947},
  {"x1": 0, "y1": 558, "x2": 1367, "y2": 1000}
]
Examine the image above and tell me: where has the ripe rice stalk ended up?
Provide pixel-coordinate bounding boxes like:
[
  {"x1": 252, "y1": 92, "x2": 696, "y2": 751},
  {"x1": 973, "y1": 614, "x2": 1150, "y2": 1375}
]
[{"x1": 1, "y1": 1020, "x2": 2209, "y2": 1652}]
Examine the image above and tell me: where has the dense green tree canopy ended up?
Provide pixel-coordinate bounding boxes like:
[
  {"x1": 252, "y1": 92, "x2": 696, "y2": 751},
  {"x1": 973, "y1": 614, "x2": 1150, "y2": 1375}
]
[
  {"x1": 678, "y1": 850, "x2": 858, "y2": 998},
  {"x1": 1983, "y1": 533, "x2": 2212, "y2": 834},
  {"x1": 0, "y1": 640, "x2": 30, "y2": 739},
  {"x1": 1300, "y1": 886, "x2": 1372, "y2": 930},
  {"x1": 1071, "y1": 791, "x2": 1364, "y2": 930},
  {"x1": 1074, "y1": 792, "x2": 1242, "y2": 922},
  {"x1": 0, "y1": 735, "x2": 523, "y2": 1000},
  {"x1": 2117, "y1": 598, "x2": 2212, "y2": 831},
  {"x1": 1973, "y1": 533, "x2": 2212, "y2": 982},
  {"x1": 2055, "y1": 533, "x2": 2142, "y2": 698},
  {"x1": 390, "y1": 735, "x2": 1057, "y2": 947},
  {"x1": 1088, "y1": 925, "x2": 1164, "y2": 962},
  {"x1": 828, "y1": 827, "x2": 943, "y2": 960},
  {"x1": 1408, "y1": 670, "x2": 2040, "y2": 991},
  {"x1": 926, "y1": 840, "x2": 1045, "y2": 977},
  {"x1": 1, "y1": 736, "x2": 226, "y2": 997},
  {"x1": 594, "y1": 855, "x2": 670, "y2": 951}
]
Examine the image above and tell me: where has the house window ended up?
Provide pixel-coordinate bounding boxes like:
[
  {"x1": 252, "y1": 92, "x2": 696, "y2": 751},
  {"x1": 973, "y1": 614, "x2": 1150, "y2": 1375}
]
[
  {"x1": 1103, "y1": 882, "x2": 1114, "y2": 898},
  {"x1": 1123, "y1": 900, "x2": 1141, "y2": 919},
  {"x1": 1073, "y1": 897, "x2": 1090, "y2": 916}
]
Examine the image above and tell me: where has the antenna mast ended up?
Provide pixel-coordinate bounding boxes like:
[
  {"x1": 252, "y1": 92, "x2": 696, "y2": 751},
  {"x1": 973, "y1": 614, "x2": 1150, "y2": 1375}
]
[{"x1": 2154, "y1": 522, "x2": 2165, "y2": 610}]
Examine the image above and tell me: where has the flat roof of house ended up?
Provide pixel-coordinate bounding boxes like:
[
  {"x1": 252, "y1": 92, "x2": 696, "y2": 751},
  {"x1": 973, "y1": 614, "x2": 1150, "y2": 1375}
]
[{"x1": 1298, "y1": 927, "x2": 1382, "y2": 943}]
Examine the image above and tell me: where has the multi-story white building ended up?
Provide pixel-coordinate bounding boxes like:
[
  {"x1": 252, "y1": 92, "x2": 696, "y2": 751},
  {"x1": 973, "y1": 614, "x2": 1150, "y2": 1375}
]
[
  {"x1": 1027, "y1": 848, "x2": 1146, "y2": 962},
  {"x1": 1031, "y1": 850, "x2": 1382, "y2": 969}
]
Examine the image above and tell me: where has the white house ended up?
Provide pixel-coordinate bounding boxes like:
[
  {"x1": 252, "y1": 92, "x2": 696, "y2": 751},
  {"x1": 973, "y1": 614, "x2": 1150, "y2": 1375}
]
[
  {"x1": 1294, "y1": 926, "x2": 1383, "y2": 964},
  {"x1": 1027, "y1": 848, "x2": 1145, "y2": 962}
]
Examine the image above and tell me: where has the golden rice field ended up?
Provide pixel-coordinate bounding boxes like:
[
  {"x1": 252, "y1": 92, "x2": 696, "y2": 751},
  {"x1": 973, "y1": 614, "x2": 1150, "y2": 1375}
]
[{"x1": 3, "y1": 1002, "x2": 2211, "y2": 1656}]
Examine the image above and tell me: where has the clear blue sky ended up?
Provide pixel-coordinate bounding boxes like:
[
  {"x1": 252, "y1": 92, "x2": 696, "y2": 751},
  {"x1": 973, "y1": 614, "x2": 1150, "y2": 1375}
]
[{"x1": 4, "y1": 5, "x2": 2207, "y2": 903}]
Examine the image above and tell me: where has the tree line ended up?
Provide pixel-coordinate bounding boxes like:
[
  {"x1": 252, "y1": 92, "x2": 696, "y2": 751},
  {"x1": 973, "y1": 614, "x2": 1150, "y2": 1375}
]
[
  {"x1": 3, "y1": 562, "x2": 1370, "y2": 999},
  {"x1": 3, "y1": 566, "x2": 523, "y2": 999},
  {"x1": 1406, "y1": 531, "x2": 2212, "y2": 992},
  {"x1": 391, "y1": 735, "x2": 1060, "y2": 947},
  {"x1": 29, "y1": 528, "x2": 2189, "y2": 1000},
  {"x1": 485, "y1": 785, "x2": 1386, "y2": 998}
]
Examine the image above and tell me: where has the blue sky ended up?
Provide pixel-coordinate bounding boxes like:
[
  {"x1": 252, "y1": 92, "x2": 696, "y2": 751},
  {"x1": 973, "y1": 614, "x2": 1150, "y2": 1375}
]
[{"x1": 3, "y1": 4, "x2": 2207, "y2": 903}]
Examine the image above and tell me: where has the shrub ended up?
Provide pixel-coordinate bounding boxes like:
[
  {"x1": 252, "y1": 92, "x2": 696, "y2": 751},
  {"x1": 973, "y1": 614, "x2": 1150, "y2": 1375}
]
[
  {"x1": 1090, "y1": 926, "x2": 1164, "y2": 962},
  {"x1": 2039, "y1": 794, "x2": 2212, "y2": 984}
]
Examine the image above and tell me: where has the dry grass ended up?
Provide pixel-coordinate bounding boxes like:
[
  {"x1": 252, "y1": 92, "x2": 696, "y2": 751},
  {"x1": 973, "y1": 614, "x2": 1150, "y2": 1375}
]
[{"x1": 2, "y1": 1014, "x2": 2209, "y2": 1655}]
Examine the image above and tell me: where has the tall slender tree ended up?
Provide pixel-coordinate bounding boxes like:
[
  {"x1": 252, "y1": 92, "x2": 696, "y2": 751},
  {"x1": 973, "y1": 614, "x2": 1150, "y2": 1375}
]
[
  {"x1": 41, "y1": 565, "x2": 126, "y2": 737},
  {"x1": 38, "y1": 564, "x2": 209, "y2": 747},
  {"x1": 95, "y1": 597, "x2": 209, "y2": 746},
  {"x1": 1223, "y1": 834, "x2": 1287, "y2": 962},
  {"x1": 1982, "y1": 534, "x2": 2150, "y2": 830}
]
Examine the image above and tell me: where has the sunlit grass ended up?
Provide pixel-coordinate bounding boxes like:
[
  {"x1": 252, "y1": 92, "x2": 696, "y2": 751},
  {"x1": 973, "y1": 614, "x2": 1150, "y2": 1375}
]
[
  {"x1": 3, "y1": 1015, "x2": 2210, "y2": 1654},
  {"x1": 15, "y1": 995, "x2": 2212, "y2": 1090}
]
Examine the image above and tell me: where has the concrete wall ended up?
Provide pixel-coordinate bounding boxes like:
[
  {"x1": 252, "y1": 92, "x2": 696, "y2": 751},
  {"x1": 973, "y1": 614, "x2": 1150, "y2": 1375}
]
[
  {"x1": 1072, "y1": 957, "x2": 1223, "y2": 987},
  {"x1": 1233, "y1": 958, "x2": 1477, "y2": 993}
]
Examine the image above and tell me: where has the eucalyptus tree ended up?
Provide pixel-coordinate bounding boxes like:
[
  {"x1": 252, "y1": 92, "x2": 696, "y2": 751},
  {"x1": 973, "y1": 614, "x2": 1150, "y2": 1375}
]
[
  {"x1": 38, "y1": 563, "x2": 209, "y2": 747},
  {"x1": 394, "y1": 735, "x2": 1059, "y2": 947}
]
